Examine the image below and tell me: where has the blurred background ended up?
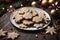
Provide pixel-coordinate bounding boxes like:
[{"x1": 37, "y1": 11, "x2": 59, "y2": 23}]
[{"x1": 0, "y1": 0, "x2": 60, "y2": 16}]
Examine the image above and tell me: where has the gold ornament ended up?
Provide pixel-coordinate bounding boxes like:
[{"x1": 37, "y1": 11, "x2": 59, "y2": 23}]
[
  {"x1": 50, "y1": 9, "x2": 56, "y2": 15},
  {"x1": 51, "y1": 9, "x2": 55, "y2": 13},
  {"x1": 0, "y1": 29, "x2": 7, "y2": 36},
  {"x1": 41, "y1": 0, "x2": 48, "y2": 6},
  {"x1": 7, "y1": 32, "x2": 19, "y2": 40},
  {"x1": 46, "y1": 26, "x2": 56, "y2": 35},
  {"x1": 31, "y1": 1, "x2": 36, "y2": 7},
  {"x1": 42, "y1": 0, "x2": 47, "y2": 4},
  {"x1": 48, "y1": 0, "x2": 54, "y2": 4}
]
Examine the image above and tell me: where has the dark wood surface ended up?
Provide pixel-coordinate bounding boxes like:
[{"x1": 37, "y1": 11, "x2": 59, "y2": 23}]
[{"x1": 0, "y1": 10, "x2": 60, "y2": 40}]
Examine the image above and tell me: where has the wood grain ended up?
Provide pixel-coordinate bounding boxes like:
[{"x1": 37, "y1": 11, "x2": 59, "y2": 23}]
[{"x1": 0, "y1": 12, "x2": 60, "y2": 40}]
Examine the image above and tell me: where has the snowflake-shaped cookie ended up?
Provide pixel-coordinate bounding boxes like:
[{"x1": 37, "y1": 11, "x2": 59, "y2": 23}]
[
  {"x1": 46, "y1": 26, "x2": 56, "y2": 35},
  {"x1": 0, "y1": 29, "x2": 7, "y2": 36},
  {"x1": 7, "y1": 32, "x2": 19, "y2": 40}
]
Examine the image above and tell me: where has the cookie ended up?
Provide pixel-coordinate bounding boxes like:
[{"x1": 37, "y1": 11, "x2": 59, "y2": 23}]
[
  {"x1": 34, "y1": 23, "x2": 43, "y2": 28},
  {"x1": 32, "y1": 16, "x2": 43, "y2": 23},
  {"x1": 15, "y1": 15, "x2": 23, "y2": 22},
  {"x1": 19, "y1": 24, "x2": 27, "y2": 28},
  {"x1": 23, "y1": 12, "x2": 33, "y2": 19},
  {"x1": 23, "y1": 20, "x2": 33, "y2": 25}
]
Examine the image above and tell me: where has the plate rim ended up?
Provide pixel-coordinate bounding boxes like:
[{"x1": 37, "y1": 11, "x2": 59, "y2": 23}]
[{"x1": 10, "y1": 7, "x2": 51, "y2": 30}]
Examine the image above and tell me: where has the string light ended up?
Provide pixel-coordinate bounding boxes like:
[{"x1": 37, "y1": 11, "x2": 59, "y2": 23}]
[
  {"x1": 55, "y1": 1, "x2": 58, "y2": 5},
  {"x1": 21, "y1": 4, "x2": 23, "y2": 7},
  {"x1": 2, "y1": 8, "x2": 5, "y2": 10},
  {"x1": 52, "y1": 4, "x2": 55, "y2": 6},
  {"x1": 56, "y1": 8, "x2": 58, "y2": 10},
  {"x1": 10, "y1": 5, "x2": 13, "y2": 8},
  {"x1": 48, "y1": 6, "x2": 52, "y2": 8}
]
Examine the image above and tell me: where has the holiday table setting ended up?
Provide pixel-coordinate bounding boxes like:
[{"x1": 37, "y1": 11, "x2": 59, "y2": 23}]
[{"x1": 0, "y1": 0, "x2": 60, "y2": 40}]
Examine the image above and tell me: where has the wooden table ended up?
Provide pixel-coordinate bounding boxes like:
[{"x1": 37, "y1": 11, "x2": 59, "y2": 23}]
[{"x1": 0, "y1": 9, "x2": 60, "y2": 40}]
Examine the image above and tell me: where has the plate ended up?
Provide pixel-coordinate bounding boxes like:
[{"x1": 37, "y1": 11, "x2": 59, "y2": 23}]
[{"x1": 10, "y1": 7, "x2": 51, "y2": 30}]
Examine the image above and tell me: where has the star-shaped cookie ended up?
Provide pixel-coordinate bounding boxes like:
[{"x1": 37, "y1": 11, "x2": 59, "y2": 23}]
[
  {"x1": 46, "y1": 26, "x2": 56, "y2": 35},
  {"x1": 7, "y1": 32, "x2": 19, "y2": 40},
  {"x1": 0, "y1": 29, "x2": 7, "y2": 36}
]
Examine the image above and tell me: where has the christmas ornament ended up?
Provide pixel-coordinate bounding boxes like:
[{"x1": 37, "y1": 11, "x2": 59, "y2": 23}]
[
  {"x1": 41, "y1": 0, "x2": 47, "y2": 4},
  {"x1": 0, "y1": 29, "x2": 7, "y2": 36},
  {"x1": 46, "y1": 26, "x2": 56, "y2": 35},
  {"x1": 50, "y1": 9, "x2": 56, "y2": 16},
  {"x1": 31, "y1": 1, "x2": 36, "y2": 7},
  {"x1": 48, "y1": 0, "x2": 54, "y2": 4},
  {"x1": 41, "y1": 0, "x2": 48, "y2": 7},
  {"x1": 7, "y1": 32, "x2": 19, "y2": 40}
]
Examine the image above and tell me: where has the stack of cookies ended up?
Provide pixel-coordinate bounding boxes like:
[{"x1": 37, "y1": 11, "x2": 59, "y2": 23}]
[{"x1": 12, "y1": 8, "x2": 49, "y2": 28}]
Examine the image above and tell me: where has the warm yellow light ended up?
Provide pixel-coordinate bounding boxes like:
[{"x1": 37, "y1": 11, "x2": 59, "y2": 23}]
[
  {"x1": 57, "y1": 6, "x2": 60, "y2": 8},
  {"x1": 10, "y1": 5, "x2": 13, "y2": 8},
  {"x1": 42, "y1": 0, "x2": 47, "y2": 4},
  {"x1": 21, "y1": 4, "x2": 23, "y2": 7},
  {"x1": 49, "y1": 0, "x2": 54, "y2": 4}
]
